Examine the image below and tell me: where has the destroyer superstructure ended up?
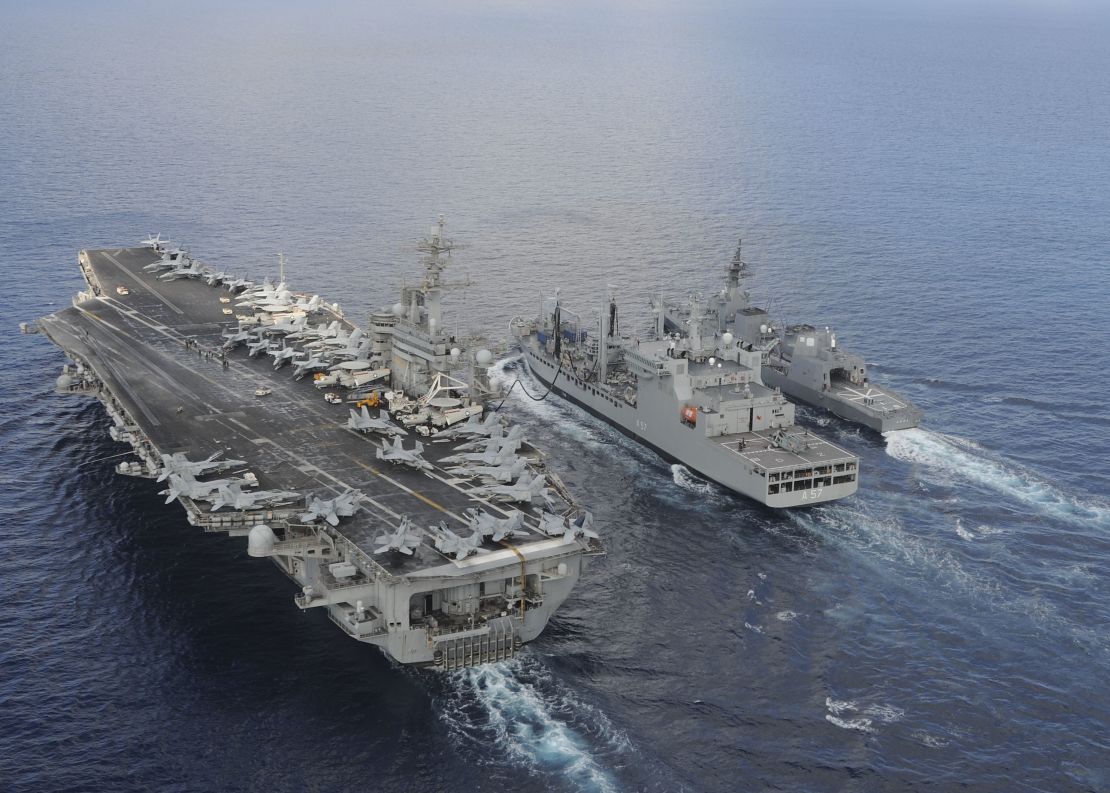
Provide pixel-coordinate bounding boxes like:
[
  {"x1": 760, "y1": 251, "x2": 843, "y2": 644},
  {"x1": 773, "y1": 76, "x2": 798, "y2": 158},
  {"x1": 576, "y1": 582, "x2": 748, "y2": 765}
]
[
  {"x1": 29, "y1": 220, "x2": 602, "y2": 669},
  {"x1": 512, "y1": 289, "x2": 859, "y2": 508},
  {"x1": 657, "y1": 240, "x2": 923, "y2": 433}
]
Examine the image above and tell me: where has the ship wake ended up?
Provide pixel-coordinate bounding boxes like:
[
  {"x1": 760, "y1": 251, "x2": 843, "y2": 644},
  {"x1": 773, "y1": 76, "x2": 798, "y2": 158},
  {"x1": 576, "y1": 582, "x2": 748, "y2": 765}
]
[
  {"x1": 671, "y1": 464, "x2": 714, "y2": 496},
  {"x1": 438, "y1": 656, "x2": 630, "y2": 792},
  {"x1": 885, "y1": 428, "x2": 1110, "y2": 529}
]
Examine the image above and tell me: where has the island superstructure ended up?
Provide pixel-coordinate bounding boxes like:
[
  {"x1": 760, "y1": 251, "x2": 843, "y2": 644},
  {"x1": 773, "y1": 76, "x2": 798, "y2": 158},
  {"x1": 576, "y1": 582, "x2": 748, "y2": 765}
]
[
  {"x1": 512, "y1": 288, "x2": 859, "y2": 508},
  {"x1": 656, "y1": 240, "x2": 923, "y2": 433},
  {"x1": 29, "y1": 220, "x2": 602, "y2": 670}
]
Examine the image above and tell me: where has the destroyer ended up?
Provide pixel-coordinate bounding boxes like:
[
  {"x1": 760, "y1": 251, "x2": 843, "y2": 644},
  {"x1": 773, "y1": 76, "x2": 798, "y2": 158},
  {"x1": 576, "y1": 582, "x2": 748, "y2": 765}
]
[
  {"x1": 512, "y1": 289, "x2": 859, "y2": 508},
  {"x1": 657, "y1": 241, "x2": 923, "y2": 433},
  {"x1": 27, "y1": 219, "x2": 602, "y2": 670}
]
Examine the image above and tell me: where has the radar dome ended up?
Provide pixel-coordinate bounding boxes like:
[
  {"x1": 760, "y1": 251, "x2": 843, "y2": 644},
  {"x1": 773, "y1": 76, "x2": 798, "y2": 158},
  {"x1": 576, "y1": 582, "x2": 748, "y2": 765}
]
[
  {"x1": 247, "y1": 524, "x2": 277, "y2": 557},
  {"x1": 56, "y1": 373, "x2": 75, "y2": 390},
  {"x1": 475, "y1": 349, "x2": 493, "y2": 366},
  {"x1": 721, "y1": 332, "x2": 734, "y2": 346},
  {"x1": 392, "y1": 302, "x2": 405, "y2": 317},
  {"x1": 450, "y1": 347, "x2": 461, "y2": 359}
]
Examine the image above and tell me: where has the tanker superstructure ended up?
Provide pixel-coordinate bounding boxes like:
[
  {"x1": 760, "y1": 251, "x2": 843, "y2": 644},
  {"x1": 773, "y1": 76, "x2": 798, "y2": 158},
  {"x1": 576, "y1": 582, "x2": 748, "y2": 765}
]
[
  {"x1": 512, "y1": 289, "x2": 859, "y2": 508},
  {"x1": 657, "y1": 240, "x2": 923, "y2": 433},
  {"x1": 27, "y1": 220, "x2": 602, "y2": 670}
]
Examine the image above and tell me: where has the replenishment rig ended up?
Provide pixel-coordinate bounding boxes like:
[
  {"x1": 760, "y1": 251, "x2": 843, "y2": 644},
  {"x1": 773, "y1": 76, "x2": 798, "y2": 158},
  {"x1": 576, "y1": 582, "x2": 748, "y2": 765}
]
[{"x1": 512, "y1": 286, "x2": 859, "y2": 508}]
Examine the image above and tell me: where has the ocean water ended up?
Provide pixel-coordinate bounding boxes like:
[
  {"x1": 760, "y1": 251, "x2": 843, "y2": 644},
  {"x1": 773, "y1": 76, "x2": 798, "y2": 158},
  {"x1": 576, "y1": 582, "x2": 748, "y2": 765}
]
[{"x1": 2, "y1": 1, "x2": 1109, "y2": 791}]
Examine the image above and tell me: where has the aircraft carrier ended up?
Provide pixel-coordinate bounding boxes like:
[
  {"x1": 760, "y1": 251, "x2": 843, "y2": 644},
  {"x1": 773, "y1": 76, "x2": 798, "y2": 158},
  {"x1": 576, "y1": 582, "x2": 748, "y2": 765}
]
[
  {"x1": 512, "y1": 289, "x2": 860, "y2": 508},
  {"x1": 27, "y1": 220, "x2": 602, "y2": 669},
  {"x1": 657, "y1": 240, "x2": 923, "y2": 433}
]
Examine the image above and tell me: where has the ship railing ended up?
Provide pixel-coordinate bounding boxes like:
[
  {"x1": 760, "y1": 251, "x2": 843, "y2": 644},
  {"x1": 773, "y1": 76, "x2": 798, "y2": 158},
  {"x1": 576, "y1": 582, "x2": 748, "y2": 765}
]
[
  {"x1": 326, "y1": 530, "x2": 388, "y2": 581},
  {"x1": 328, "y1": 609, "x2": 386, "y2": 640}
]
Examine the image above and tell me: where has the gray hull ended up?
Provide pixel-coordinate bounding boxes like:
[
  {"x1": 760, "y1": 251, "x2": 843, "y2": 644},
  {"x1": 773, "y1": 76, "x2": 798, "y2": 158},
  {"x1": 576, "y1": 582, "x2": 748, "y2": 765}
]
[
  {"x1": 761, "y1": 368, "x2": 923, "y2": 433},
  {"x1": 32, "y1": 239, "x2": 602, "y2": 670},
  {"x1": 520, "y1": 343, "x2": 858, "y2": 508}
]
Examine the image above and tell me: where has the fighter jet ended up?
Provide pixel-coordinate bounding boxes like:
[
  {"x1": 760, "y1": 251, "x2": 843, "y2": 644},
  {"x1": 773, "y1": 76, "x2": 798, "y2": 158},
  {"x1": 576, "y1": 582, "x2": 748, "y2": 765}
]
[
  {"x1": 236, "y1": 281, "x2": 293, "y2": 308},
  {"x1": 203, "y1": 270, "x2": 230, "y2": 287},
  {"x1": 453, "y1": 423, "x2": 506, "y2": 451},
  {"x1": 470, "y1": 473, "x2": 549, "y2": 505},
  {"x1": 160, "y1": 472, "x2": 244, "y2": 504},
  {"x1": 373, "y1": 516, "x2": 423, "y2": 555},
  {"x1": 247, "y1": 337, "x2": 271, "y2": 357},
  {"x1": 269, "y1": 343, "x2": 297, "y2": 369},
  {"x1": 159, "y1": 258, "x2": 205, "y2": 280},
  {"x1": 300, "y1": 489, "x2": 364, "y2": 526},
  {"x1": 375, "y1": 437, "x2": 433, "y2": 471},
  {"x1": 465, "y1": 508, "x2": 527, "y2": 542},
  {"x1": 321, "y1": 326, "x2": 361, "y2": 349},
  {"x1": 441, "y1": 438, "x2": 518, "y2": 467},
  {"x1": 157, "y1": 451, "x2": 246, "y2": 482},
  {"x1": 436, "y1": 412, "x2": 500, "y2": 440},
  {"x1": 433, "y1": 525, "x2": 489, "y2": 561},
  {"x1": 294, "y1": 294, "x2": 323, "y2": 313},
  {"x1": 292, "y1": 352, "x2": 330, "y2": 380},
  {"x1": 143, "y1": 251, "x2": 185, "y2": 272},
  {"x1": 140, "y1": 233, "x2": 168, "y2": 250},
  {"x1": 210, "y1": 483, "x2": 300, "y2": 511},
  {"x1": 223, "y1": 276, "x2": 253, "y2": 293},
  {"x1": 347, "y1": 406, "x2": 406, "y2": 437},
  {"x1": 539, "y1": 510, "x2": 599, "y2": 540},
  {"x1": 569, "y1": 511, "x2": 599, "y2": 539},
  {"x1": 268, "y1": 315, "x2": 308, "y2": 336},
  {"x1": 221, "y1": 325, "x2": 258, "y2": 347},
  {"x1": 452, "y1": 425, "x2": 525, "y2": 454},
  {"x1": 450, "y1": 457, "x2": 528, "y2": 484},
  {"x1": 286, "y1": 319, "x2": 338, "y2": 343}
]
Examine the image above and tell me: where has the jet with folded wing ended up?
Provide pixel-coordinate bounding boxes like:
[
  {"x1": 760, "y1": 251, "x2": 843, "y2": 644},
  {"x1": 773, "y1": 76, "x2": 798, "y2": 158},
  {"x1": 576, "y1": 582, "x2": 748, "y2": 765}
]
[
  {"x1": 300, "y1": 489, "x2": 365, "y2": 526},
  {"x1": 347, "y1": 406, "x2": 406, "y2": 437},
  {"x1": 373, "y1": 516, "x2": 423, "y2": 555},
  {"x1": 375, "y1": 437, "x2": 433, "y2": 471},
  {"x1": 470, "y1": 473, "x2": 549, "y2": 505},
  {"x1": 210, "y1": 483, "x2": 300, "y2": 511}
]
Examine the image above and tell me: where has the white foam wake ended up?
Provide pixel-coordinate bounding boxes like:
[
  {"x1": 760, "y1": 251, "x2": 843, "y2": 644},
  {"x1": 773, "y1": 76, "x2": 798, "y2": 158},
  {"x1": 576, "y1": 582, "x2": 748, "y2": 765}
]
[
  {"x1": 824, "y1": 697, "x2": 903, "y2": 733},
  {"x1": 885, "y1": 428, "x2": 1110, "y2": 528},
  {"x1": 439, "y1": 657, "x2": 629, "y2": 793},
  {"x1": 671, "y1": 464, "x2": 713, "y2": 495}
]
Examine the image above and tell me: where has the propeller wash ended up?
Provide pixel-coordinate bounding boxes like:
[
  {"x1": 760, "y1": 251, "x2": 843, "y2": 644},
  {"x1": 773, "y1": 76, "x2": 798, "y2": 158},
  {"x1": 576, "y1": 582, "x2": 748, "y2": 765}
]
[{"x1": 27, "y1": 218, "x2": 603, "y2": 669}]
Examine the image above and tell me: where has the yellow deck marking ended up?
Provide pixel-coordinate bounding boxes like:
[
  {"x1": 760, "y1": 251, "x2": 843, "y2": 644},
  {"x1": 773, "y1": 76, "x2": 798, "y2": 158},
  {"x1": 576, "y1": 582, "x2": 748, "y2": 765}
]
[{"x1": 352, "y1": 458, "x2": 461, "y2": 520}]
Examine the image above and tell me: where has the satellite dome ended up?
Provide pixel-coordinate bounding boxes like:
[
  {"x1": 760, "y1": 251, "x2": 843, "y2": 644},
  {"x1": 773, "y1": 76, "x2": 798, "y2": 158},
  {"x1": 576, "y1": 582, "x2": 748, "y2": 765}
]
[
  {"x1": 721, "y1": 332, "x2": 734, "y2": 346},
  {"x1": 392, "y1": 302, "x2": 405, "y2": 317},
  {"x1": 475, "y1": 349, "x2": 493, "y2": 366},
  {"x1": 56, "y1": 373, "x2": 75, "y2": 390},
  {"x1": 450, "y1": 347, "x2": 461, "y2": 358},
  {"x1": 247, "y1": 524, "x2": 277, "y2": 557}
]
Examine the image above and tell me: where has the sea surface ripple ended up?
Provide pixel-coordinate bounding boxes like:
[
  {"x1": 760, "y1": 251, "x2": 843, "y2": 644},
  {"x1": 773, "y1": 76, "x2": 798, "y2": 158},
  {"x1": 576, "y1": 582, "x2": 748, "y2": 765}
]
[{"x1": 2, "y1": 2, "x2": 1108, "y2": 791}]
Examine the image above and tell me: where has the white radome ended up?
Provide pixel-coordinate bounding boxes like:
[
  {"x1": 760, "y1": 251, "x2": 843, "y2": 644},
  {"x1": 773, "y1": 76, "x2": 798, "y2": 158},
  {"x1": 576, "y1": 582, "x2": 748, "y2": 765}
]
[
  {"x1": 475, "y1": 349, "x2": 492, "y2": 366},
  {"x1": 247, "y1": 524, "x2": 277, "y2": 557}
]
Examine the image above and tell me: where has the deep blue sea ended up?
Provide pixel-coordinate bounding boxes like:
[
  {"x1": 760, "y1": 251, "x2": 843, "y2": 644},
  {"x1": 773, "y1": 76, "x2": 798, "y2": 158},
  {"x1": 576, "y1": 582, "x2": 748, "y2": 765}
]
[{"x1": 2, "y1": 1, "x2": 1109, "y2": 791}]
